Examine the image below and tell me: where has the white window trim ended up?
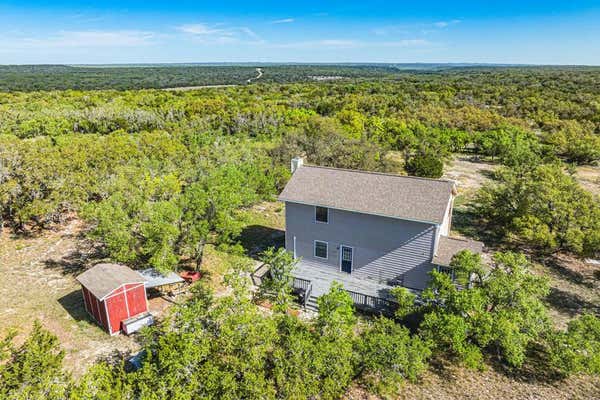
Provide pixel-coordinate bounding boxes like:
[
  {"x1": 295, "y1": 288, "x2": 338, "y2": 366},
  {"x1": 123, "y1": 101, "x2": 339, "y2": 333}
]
[
  {"x1": 437, "y1": 265, "x2": 455, "y2": 281},
  {"x1": 339, "y1": 244, "x2": 354, "y2": 273},
  {"x1": 314, "y1": 240, "x2": 329, "y2": 260},
  {"x1": 314, "y1": 206, "x2": 329, "y2": 224}
]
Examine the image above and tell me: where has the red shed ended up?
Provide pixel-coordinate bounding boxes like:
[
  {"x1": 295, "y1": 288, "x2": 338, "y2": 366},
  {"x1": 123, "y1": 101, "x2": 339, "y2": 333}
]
[{"x1": 76, "y1": 263, "x2": 148, "y2": 335}]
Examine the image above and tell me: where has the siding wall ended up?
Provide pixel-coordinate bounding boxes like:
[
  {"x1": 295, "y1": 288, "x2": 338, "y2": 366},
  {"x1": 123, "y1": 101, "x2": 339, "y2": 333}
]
[
  {"x1": 284, "y1": 202, "x2": 438, "y2": 290},
  {"x1": 81, "y1": 283, "x2": 148, "y2": 335},
  {"x1": 439, "y1": 197, "x2": 453, "y2": 237}
]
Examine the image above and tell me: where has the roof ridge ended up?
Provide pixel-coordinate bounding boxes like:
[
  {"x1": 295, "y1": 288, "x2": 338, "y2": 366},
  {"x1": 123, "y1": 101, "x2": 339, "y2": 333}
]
[{"x1": 301, "y1": 164, "x2": 455, "y2": 185}]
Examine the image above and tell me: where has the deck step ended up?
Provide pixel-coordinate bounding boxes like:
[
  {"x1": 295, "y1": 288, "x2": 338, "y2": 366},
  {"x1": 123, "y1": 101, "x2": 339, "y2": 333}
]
[{"x1": 304, "y1": 296, "x2": 319, "y2": 311}]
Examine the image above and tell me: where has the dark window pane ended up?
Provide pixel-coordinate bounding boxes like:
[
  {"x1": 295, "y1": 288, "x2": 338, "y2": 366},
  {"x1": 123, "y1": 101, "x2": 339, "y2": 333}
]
[
  {"x1": 315, "y1": 206, "x2": 328, "y2": 223},
  {"x1": 437, "y1": 266, "x2": 454, "y2": 280},
  {"x1": 315, "y1": 241, "x2": 328, "y2": 258}
]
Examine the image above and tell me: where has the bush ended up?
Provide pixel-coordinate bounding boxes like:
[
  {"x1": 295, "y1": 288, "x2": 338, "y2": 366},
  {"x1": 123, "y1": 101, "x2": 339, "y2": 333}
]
[
  {"x1": 548, "y1": 314, "x2": 600, "y2": 375},
  {"x1": 419, "y1": 251, "x2": 550, "y2": 369},
  {"x1": 475, "y1": 163, "x2": 600, "y2": 256},
  {"x1": 405, "y1": 151, "x2": 444, "y2": 178},
  {"x1": 358, "y1": 317, "x2": 431, "y2": 395},
  {"x1": 0, "y1": 322, "x2": 70, "y2": 400}
]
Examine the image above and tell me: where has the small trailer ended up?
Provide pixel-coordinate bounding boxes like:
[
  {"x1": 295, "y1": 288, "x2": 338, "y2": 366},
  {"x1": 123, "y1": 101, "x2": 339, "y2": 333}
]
[{"x1": 122, "y1": 313, "x2": 154, "y2": 335}]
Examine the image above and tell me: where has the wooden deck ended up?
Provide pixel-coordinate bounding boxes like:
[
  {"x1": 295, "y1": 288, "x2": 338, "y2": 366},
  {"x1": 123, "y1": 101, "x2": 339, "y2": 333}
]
[{"x1": 292, "y1": 259, "x2": 398, "y2": 300}]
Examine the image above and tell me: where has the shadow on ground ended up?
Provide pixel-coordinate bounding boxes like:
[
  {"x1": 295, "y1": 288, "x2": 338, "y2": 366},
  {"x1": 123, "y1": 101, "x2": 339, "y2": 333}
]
[
  {"x1": 451, "y1": 206, "x2": 504, "y2": 247},
  {"x1": 545, "y1": 287, "x2": 599, "y2": 317},
  {"x1": 58, "y1": 289, "x2": 96, "y2": 323},
  {"x1": 428, "y1": 348, "x2": 566, "y2": 386},
  {"x1": 538, "y1": 256, "x2": 594, "y2": 288},
  {"x1": 43, "y1": 247, "x2": 105, "y2": 276},
  {"x1": 237, "y1": 224, "x2": 285, "y2": 258},
  {"x1": 489, "y1": 347, "x2": 566, "y2": 385}
]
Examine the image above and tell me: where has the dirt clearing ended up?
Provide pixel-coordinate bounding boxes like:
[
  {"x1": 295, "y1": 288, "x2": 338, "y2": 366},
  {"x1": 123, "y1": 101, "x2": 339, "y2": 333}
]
[{"x1": 0, "y1": 220, "x2": 140, "y2": 376}]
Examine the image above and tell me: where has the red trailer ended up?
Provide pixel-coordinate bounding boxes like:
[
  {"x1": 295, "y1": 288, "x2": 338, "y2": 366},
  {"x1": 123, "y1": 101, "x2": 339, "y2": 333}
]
[{"x1": 76, "y1": 263, "x2": 148, "y2": 335}]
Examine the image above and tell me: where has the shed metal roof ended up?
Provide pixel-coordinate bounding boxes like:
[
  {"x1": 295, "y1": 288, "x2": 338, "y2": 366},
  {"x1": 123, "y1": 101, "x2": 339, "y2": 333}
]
[
  {"x1": 76, "y1": 263, "x2": 146, "y2": 300},
  {"x1": 278, "y1": 165, "x2": 455, "y2": 224},
  {"x1": 139, "y1": 269, "x2": 184, "y2": 289},
  {"x1": 432, "y1": 236, "x2": 484, "y2": 267}
]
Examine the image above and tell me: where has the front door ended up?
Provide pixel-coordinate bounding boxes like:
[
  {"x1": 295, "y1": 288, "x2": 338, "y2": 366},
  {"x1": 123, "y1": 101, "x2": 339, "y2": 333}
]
[{"x1": 340, "y1": 246, "x2": 353, "y2": 274}]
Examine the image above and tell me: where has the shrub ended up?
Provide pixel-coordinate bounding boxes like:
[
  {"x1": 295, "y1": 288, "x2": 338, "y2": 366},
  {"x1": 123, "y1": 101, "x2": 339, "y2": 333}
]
[{"x1": 405, "y1": 151, "x2": 444, "y2": 178}]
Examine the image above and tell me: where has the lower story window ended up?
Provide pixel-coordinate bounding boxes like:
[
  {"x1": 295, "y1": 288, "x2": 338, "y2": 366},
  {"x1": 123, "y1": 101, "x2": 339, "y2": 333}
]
[
  {"x1": 314, "y1": 241, "x2": 328, "y2": 259},
  {"x1": 437, "y1": 265, "x2": 455, "y2": 281}
]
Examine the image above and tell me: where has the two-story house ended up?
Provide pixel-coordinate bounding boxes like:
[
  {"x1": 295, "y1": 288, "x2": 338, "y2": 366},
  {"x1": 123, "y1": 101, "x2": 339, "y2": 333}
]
[{"x1": 277, "y1": 157, "x2": 483, "y2": 311}]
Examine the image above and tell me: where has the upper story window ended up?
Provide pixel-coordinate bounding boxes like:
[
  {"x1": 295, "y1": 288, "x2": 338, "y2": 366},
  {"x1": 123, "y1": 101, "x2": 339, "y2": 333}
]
[{"x1": 315, "y1": 206, "x2": 329, "y2": 224}]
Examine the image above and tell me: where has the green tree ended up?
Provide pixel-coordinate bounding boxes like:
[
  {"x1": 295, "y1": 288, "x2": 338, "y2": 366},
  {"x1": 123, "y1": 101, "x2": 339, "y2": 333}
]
[
  {"x1": 405, "y1": 151, "x2": 444, "y2": 178},
  {"x1": 0, "y1": 321, "x2": 71, "y2": 400},
  {"x1": 390, "y1": 286, "x2": 417, "y2": 319},
  {"x1": 548, "y1": 314, "x2": 600, "y2": 376},
  {"x1": 258, "y1": 247, "x2": 298, "y2": 312},
  {"x1": 543, "y1": 120, "x2": 600, "y2": 164},
  {"x1": 474, "y1": 127, "x2": 543, "y2": 167},
  {"x1": 420, "y1": 251, "x2": 550, "y2": 369},
  {"x1": 317, "y1": 282, "x2": 356, "y2": 337},
  {"x1": 476, "y1": 163, "x2": 600, "y2": 256},
  {"x1": 357, "y1": 317, "x2": 431, "y2": 395}
]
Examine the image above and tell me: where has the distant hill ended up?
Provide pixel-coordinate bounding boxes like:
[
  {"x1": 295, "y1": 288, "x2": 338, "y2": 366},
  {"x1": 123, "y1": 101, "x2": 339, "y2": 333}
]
[{"x1": 0, "y1": 63, "x2": 598, "y2": 91}]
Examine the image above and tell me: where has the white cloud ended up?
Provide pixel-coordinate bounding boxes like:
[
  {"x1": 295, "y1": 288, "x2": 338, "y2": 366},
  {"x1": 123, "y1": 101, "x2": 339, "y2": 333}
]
[
  {"x1": 176, "y1": 23, "x2": 261, "y2": 44},
  {"x1": 381, "y1": 39, "x2": 431, "y2": 47},
  {"x1": 238, "y1": 27, "x2": 261, "y2": 40},
  {"x1": 433, "y1": 19, "x2": 461, "y2": 28},
  {"x1": 1, "y1": 30, "x2": 157, "y2": 49},
  {"x1": 374, "y1": 20, "x2": 461, "y2": 36},
  {"x1": 271, "y1": 38, "x2": 431, "y2": 49},
  {"x1": 176, "y1": 23, "x2": 227, "y2": 36},
  {"x1": 271, "y1": 18, "x2": 295, "y2": 24}
]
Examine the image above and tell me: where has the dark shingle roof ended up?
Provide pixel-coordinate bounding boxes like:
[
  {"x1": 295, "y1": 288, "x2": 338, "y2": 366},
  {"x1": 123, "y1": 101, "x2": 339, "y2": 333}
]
[
  {"x1": 432, "y1": 236, "x2": 484, "y2": 267},
  {"x1": 76, "y1": 263, "x2": 146, "y2": 299},
  {"x1": 278, "y1": 165, "x2": 455, "y2": 224}
]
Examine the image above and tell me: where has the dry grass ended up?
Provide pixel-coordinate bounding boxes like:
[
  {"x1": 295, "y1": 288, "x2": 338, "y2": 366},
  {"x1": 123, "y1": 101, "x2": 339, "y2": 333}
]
[
  {"x1": 1, "y1": 219, "x2": 146, "y2": 376},
  {"x1": 346, "y1": 364, "x2": 600, "y2": 400},
  {"x1": 0, "y1": 201, "x2": 285, "y2": 376},
  {"x1": 534, "y1": 253, "x2": 600, "y2": 329},
  {"x1": 443, "y1": 155, "x2": 498, "y2": 201},
  {"x1": 199, "y1": 201, "x2": 286, "y2": 293},
  {"x1": 575, "y1": 164, "x2": 600, "y2": 195}
]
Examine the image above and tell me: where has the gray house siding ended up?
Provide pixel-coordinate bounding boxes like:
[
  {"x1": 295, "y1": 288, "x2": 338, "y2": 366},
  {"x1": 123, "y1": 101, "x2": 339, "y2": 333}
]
[{"x1": 284, "y1": 202, "x2": 437, "y2": 290}]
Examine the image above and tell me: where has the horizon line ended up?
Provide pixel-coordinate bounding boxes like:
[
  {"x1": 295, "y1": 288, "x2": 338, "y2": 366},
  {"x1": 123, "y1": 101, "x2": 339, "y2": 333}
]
[{"x1": 1, "y1": 62, "x2": 600, "y2": 68}]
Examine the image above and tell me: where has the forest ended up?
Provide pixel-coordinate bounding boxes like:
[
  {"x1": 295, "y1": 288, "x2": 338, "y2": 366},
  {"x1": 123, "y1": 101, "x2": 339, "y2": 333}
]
[{"x1": 0, "y1": 66, "x2": 599, "y2": 399}]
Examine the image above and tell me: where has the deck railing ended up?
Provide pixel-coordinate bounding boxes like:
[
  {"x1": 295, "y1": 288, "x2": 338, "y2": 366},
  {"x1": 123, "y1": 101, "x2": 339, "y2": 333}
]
[
  {"x1": 292, "y1": 277, "x2": 311, "y2": 292},
  {"x1": 292, "y1": 277, "x2": 313, "y2": 307},
  {"x1": 344, "y1": 289, "x2": 398, "y2": 315}
]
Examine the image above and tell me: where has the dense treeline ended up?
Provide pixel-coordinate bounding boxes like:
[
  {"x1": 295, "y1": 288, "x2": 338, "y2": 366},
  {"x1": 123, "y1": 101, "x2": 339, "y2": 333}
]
[
  {"x1": 1, "y1": 251, "x2": 598, "y2": 399},
  {"x1": 2, "y1": 69, "x2": 599, "y2": 259},
  {"x1": 0, "y1": 64, "x2": 405, "y2": 91}
]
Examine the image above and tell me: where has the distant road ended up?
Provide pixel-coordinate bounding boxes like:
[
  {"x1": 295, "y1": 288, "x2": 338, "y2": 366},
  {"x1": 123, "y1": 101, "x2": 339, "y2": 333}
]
[
  {"x1": 163, "y1": 67, "x2": 263, "y2": 91},
  {"x1": 246, "y1": 68, "x2": 263, "y2": 83}
]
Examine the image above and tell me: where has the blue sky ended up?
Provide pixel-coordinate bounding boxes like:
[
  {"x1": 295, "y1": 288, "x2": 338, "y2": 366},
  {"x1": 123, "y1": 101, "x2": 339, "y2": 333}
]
[{"x1": 1, "y1": 1, "x2": 600, "y2": 64}]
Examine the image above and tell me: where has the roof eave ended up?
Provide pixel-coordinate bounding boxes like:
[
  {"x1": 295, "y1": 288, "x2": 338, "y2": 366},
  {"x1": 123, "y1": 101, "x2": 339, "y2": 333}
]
[{"x1": 279, "y1": 197, "x2": 443, "y2": 225}]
